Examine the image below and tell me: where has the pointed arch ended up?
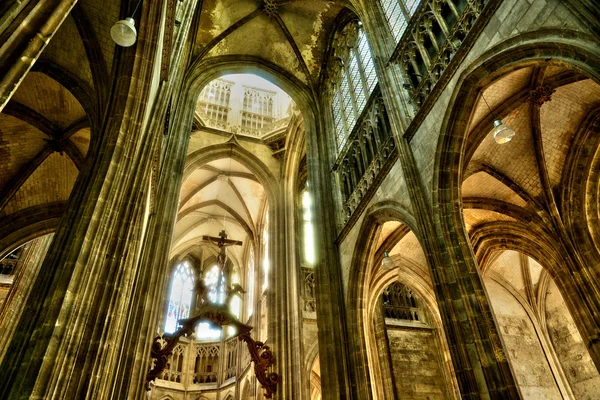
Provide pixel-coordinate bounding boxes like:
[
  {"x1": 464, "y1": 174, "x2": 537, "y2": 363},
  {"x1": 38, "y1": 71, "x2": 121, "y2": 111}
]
[
  {"x1": 345, "y1": 200, "x2": 418, "y2": 398},
  {"x1": 434, "y1": 29, "x2": 600, "y2": 372}
]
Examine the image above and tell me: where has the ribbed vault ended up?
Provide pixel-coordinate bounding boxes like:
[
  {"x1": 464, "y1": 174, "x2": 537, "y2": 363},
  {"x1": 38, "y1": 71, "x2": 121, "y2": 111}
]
[
  {"x1": 172, "y1": 157, "x2": 266, "y2": 269},
  {"x1": 461, "y1": 64, "x2": 600, "y2": 241},
  {"x1": 193, "y1": 0, "x2": 346, "y2": 89}
]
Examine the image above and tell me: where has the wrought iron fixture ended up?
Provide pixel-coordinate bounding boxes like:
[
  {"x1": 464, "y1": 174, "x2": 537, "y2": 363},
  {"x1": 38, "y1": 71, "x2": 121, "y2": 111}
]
[{"x1": 145, "y1": 230, "x2": 279, "y2": 398}]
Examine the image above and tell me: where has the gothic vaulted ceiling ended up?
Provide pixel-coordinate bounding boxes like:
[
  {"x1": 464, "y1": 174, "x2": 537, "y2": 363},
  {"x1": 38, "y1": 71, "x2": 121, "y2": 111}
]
[
  {"x1": 0, "y1": 0, "x2": 117, "y2": 251},
  {"x1": 172, "y1": 157, "x2": 267, "y2": 270},
  {"x1": 194, "y1": 0, "x2": 346, "y2": 88},
  {"x1": 461, "y1": 64, "x2": 600, "y2": 243}
]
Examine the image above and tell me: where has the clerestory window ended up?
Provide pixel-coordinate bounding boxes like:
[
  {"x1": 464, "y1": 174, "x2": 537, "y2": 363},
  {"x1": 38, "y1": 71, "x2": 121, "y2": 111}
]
[
  {"x1": 301, "y1": 185, "x2": 315, "y2": 265},
  {"x1": 380, "y1": 0, "x2": 422, "y2": 42},
  {"x1": 331, "y1": 22, "x2": 378, "y2": 150}
]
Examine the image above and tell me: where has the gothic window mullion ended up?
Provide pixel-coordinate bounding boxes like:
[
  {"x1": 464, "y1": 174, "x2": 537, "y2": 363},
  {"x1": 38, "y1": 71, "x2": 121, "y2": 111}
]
[
  {"x1": 342, "y1": 61, "x2": 361, "y2": 124},
  {"x1": 381, "y1": 0, "x2": 410, "y2": 42},
  {"x1": 334, "y1": 85, "x2": 351, "y2": 148},
  {"x1": 354, "y1": 45, "x2": 371, "y2": 103},
  {"x1": 397, "y1": 0, "x2": 411, "y2": 20}
]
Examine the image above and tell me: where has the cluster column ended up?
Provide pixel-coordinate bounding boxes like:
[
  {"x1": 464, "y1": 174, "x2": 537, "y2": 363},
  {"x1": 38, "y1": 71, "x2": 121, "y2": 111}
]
[
  {"x1": 0, "y1": 0, "x2": 78, "y2": 110},
  {"x1": 0, "y1": 1, "x2": 179, "y2": 398}
]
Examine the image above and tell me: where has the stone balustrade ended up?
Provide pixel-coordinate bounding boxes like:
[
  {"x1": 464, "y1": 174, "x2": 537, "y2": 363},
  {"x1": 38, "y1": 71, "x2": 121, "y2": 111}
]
[
  {"x1": 333, "y1": 90, "x2": 397, "y2": 224},
  {"x1": 393, "y1": 0, "x2": 489, "y2": 110},
  {"x1": 153, "y1": 336, "x2": 249, "y2": 391}
]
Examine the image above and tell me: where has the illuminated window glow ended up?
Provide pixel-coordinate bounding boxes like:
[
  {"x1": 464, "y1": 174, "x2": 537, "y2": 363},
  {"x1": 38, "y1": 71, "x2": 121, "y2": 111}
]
[
  {"x1": 332, "y1": 22, "x2": 378, "y2": 150},
  {"x1": 302, "y1": 188, "x2": 315, "y2": 265},
  {"x1": 196, "y1": 265, "x2": 224, "y2": 340},
  {"x1": 165, "y1": 262, "x2": 195, "y2": 334}
]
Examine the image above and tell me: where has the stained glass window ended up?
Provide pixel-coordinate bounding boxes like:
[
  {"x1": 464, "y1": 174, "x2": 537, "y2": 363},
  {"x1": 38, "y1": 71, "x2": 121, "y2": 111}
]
[
  {"x1": 165, "y1": 262, "x2": 195, "y2": 334},
  {"x1": 333, "y1": 92, "x2": 345, "y2": 146},
  {"x1": 405, "y1": 0, "x2": 420, "y2": 16},
  {"x1": 247, "y1": 246, "x2": 255, "y2": 318},
  {"x1": 349, "y1": 52, "x2": 366, "y2": 111},
  {"x1": 358, "y1": 31, "x2": 378, "y2": 94},
  {"x1": 196, "y1": 264, "x2": 224, "y2": 340},
  {"x1": 380, "y1": 0, "x2": 422, "y2": 42},
  {"x1": 302, "y1": 187, "x2": 315, "y2": 265},
  {"x1": 331, "y1": 22, "x2": 378, "y2": 151}
]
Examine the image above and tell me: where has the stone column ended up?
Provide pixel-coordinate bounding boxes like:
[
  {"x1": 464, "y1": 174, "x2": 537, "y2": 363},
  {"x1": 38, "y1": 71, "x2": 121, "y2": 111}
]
[
  {"x1": 309, "y1": 96, "x2": 353, "y2": 399},
  {"x1": 269, "y1": 187, "x2": 305, "y2": 399},
  {"x1": 0, "y1": 0, "x2": 77, "y2": 110},
  {"x1": 0, "y1": 1, "x2": 171, "y2": 398},
  {"x1": 0, "y1": 234, "x2": 52, "y2": 361},
  {"x1": 356, "y1": 1, "x2": 520, "y2": 398},
  {"x1": 107, "y1": 0, "x2": 202, "y2": 397},
  {"x1": 272, "y1": 120, "x2": 311, "y2": 400},
  {"x1": 372, "y1": 299, "x2": 398, "y2": 400}
]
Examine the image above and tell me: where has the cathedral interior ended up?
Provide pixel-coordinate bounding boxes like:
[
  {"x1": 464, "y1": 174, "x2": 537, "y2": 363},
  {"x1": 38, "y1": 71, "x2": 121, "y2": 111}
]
[{"x1": 1, "y1": 0, "x2": 600, "y2": 399}]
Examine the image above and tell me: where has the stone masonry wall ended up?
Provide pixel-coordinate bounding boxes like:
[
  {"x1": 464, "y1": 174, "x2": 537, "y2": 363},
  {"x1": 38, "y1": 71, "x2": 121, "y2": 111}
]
[
  {"x1": 546, "y1": 281, "x2": 600, "y2": 399},
  {"x1": 387, "y1": 326, "x2": 448, "y2": 400},
  {"x1": 486, "y1": 280, "x2": 561, "y2": 399}
]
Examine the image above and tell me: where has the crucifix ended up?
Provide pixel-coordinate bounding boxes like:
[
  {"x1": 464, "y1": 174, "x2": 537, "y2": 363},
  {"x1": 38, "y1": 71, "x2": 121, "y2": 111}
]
[
  {"x1": 206, "y1": 230, "x2": 241, "y2": 284},
  {"x1": 195, "y1": 230, "x2": 244, "y2": 308},
  {"x1": 145, "y1": 230, "x2": 279, "y2": 398}
]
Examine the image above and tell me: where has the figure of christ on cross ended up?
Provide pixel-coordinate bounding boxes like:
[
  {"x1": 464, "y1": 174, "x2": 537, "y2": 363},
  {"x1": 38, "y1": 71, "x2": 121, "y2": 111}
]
[{"x1": 197, "y1": 230, "x2": 245, "y2": 307}]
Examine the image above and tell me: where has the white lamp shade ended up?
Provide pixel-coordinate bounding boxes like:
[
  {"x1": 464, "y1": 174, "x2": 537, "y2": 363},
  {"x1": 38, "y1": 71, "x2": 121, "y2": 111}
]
[
  {"x1": 493, "y1": 119, "x2": 515, "y2": 144},
  {"x1": 381, "y1": 251, "x2": 395, "y2": 269},
  {"x1": 111, "y1": 17, "x2": 137, "y2": 47}
]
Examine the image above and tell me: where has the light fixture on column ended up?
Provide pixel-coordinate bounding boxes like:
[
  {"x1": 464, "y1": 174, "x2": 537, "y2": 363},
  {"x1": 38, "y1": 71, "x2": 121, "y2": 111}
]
[
  {"x1": 110, "y1": 0, "x2": 143, "y2": 47},
  {"x1": 480, "y1": 90, "x2": 516, "y2": 144},
  {"x1": 381, "y1": 251, "x2": 394, "y2": 269}
]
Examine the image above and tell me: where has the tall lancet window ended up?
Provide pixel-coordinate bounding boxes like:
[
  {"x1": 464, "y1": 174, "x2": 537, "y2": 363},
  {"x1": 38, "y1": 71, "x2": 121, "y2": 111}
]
[
  {"x1": 247, "y1": 246, "x2": 255, "y2": 318},
  {"x1": 228, "y1": 271, "x2": 242, "y2": 337},
  {"x1": 302, "y1": 186, "x2": 315, "y2": 265},
  {"x1": 331, "y1": 21, "x2": 378, "y2": 150},
  {"x1": 380, "y1": 0, "x2": 422, "y2": 42},
  {"x1": 262, "y1": 210, "x2": 270, "y2": 292},
  {"x1": 165, "y1": 262, "x2": 195, "y2": 334},
  {"x1": 196, "y1": 264, "x2": 225, "y2": 340}
]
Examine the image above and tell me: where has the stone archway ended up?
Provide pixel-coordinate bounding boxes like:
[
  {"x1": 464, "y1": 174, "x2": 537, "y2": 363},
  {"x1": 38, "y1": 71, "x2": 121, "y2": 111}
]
[
  {"x1": 434, "y1": 29, "x2": 600, "y2": 373},
  {"x1": 345, "y1": 200, "x2": 460, "y2": 399}
]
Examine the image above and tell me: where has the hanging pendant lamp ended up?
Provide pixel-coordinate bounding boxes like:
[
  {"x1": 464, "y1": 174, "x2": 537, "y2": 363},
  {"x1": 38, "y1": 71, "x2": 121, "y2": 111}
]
[
  {"x1": 381, "y1": 251, "x2": 395, "y2": 269},
  {"x1": 481, "y1": 91, "x2": 516, "y2": 144},
  {"x1": 110, "y1": 0, "x2": 142, "y2": 47}
]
